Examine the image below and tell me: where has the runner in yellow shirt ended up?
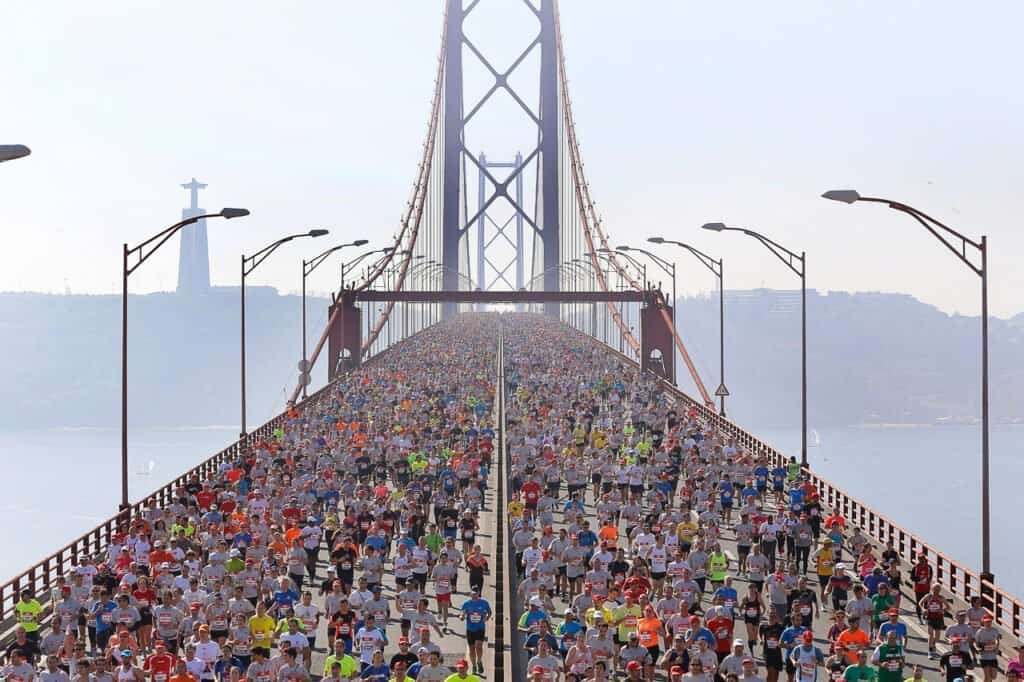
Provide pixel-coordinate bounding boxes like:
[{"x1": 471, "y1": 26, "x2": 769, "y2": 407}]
[
  {"x1": 15, "y1": 590, "x2": 43, "y2": 638},
  {"x1": 613, "y1": 596, "x2": 643, "y2": 644},
  {"x1": 248, "y1": 602, "x2": 277, "y2": 650}
]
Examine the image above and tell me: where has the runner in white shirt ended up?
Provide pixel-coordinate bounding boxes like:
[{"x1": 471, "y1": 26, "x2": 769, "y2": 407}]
[{"x1": 353, "y1": 615, "x2": 386, "y2": 665}]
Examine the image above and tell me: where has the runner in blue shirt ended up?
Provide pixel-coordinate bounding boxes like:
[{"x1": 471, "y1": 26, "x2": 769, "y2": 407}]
[
  {"x1": 877, "y1": 611, "x2": 908, "y2": 646},
  {"x1": 577, "y1": 525, "x2": 598, "y2": 550},
  {"x1": 754, "y1": 465, "x2": 770, "y2": 493},
  {"x1": 771, "y1": 466, "x2": 787, "y2": 505},
  {"x1": 788, "y1": 487, "x2": 806, "y2": 513},
  {"x1": 780, "y1": 621, "x2": 809, "y2": 678},
  {"x1": 460, "y1": 589, "x2": 493, "y2": 675},
  {"x1": 273, "y1": 583, "x2": 300, "y2": 612}
]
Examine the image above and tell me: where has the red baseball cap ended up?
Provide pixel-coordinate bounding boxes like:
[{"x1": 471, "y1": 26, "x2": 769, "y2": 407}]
[
  {"x1": 801, "y1": 631, "x2": 813, "y2": 643},
  {"x1": 626, "y1": 661, "x2": 642, "y2": 671}
]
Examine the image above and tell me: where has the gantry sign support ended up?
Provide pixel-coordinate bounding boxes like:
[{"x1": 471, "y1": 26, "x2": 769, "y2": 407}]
[{"x1": 326, "y1": 288, "x2": 674, "y2": 384}]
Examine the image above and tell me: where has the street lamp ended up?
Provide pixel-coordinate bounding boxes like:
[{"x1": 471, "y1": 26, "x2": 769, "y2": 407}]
[
  {"x1": 340, "y1": 246, "x2": 395, "y2": 289},
  {"x1": 300, "y1": 239, "x2": 368, "y2": 399},
  {"x1": 121, "y1": 207, "x2": 249, "y2": 510},
  {"x1": 241, "y1": 229, "x2": 328, "y2": 436},
  {"x1": 618, "y1": 245, "x2": 677, "y2": 361},
  {"x1": 617, "y1": 245, "x2": 676, "y2": 304},
  {"x1": 598, "y1": 247, "x2": 647, "y2": 289},
  {"x1": 0, "y1": 145, "x2": 31, "y2": 162},
  {"x1": 702, "y1": 222, "x2": 807, "y2": 466},
  {"x1": 648, "y1": 236, "x2": 728, "y2": 415},
  {"x1": 822, "y1": 188, "x2": 994, "y2": 581}
]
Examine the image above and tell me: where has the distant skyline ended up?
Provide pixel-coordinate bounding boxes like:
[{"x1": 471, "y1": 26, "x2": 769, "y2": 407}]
[{"x1": 1, "y1": 1, "x2": 1022, "y2": 317}]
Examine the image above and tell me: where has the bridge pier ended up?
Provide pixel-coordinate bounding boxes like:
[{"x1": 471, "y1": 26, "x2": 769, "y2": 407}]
[
  {"x1": 327, "y1": 291, "x2": 362, "y2": 382},
  {"x1": 640, "y1": 300, "x2": 675, "y2": 384}
]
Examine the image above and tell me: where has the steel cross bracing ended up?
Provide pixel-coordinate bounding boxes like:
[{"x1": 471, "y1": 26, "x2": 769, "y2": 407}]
[{"x1": 476, "y1": 152, "x2": 526, "y2": 291}]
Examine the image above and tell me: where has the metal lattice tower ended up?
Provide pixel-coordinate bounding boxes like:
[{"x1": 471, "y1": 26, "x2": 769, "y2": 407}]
[
  {"x1": 442, "y1": 0, "x2": 561, "y2": 316},
  {"x1": 475, "y1": 151, "x2": 525, "y2": 292}
]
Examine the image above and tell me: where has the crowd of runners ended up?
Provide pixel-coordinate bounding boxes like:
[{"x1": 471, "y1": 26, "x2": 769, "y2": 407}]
[
  {"x1": 2, "y1": 313, "x2": 1022, "y2": 682},
  {"x1": 500, "y1": 316, "x2": 1022, "y2": 682},
  {"x1": 2, "y1": 316, "x2": 504, "y2": 682}
]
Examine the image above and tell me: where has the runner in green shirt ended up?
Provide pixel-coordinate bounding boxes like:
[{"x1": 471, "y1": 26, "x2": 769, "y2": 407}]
[
  {"x1": 871, "y1": 586, "x2": 895, "y2": 630},
  {"x1": 424, "y1": 527, "x2": 444, "y2": 554},
  {"x1": 871, "y1": 631, "x2": 905, "y2": 682},
  {"x1": 844, "y1": 650, "x2": 878, "y2": 682}
]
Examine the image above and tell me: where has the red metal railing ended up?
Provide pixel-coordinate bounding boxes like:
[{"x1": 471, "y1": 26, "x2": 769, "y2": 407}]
[{"x1": 0, "y1": 384, "x2": 311, "y2": 626}]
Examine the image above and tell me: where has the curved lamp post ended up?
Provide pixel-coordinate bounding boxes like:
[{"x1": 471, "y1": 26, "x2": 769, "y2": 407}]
[
  {"x1": 241, "y1": 229, "x2": 328, "y2": 435},
  {"x1": 122, "y1": 207, "x2": 249, "y2": 510},
  {"x1": 702, "y1": 222, "x2": 807, "y2": 466},
  {"x1": 647, "y1": 236, "x2": 727, "y2": 415},
  {"x1": 823, "y1": 188, "x2": 993, "y2": 580}
]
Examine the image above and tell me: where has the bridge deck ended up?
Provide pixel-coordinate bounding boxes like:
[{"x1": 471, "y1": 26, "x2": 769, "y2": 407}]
[{"x1": 2, "y1": 313, "x2": 1021, "y2": 682}]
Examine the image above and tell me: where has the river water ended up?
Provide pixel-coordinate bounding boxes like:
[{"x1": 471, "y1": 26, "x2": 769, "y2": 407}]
[
  {"x1": 0, "y1": 426, "x2": 237, "y2": 579},
  {"x1": 2, "y1": 424, "x2": 1022, "y2": 595}
]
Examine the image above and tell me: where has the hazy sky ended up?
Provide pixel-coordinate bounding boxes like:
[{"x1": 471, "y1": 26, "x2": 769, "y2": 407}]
[{"x1": 2, "y1": 1, "x2": 1022, "y2": 316}]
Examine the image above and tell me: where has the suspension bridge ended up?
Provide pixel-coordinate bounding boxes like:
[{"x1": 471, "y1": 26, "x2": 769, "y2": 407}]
[{"x1": 2, "y1": 3, "x2": 1018, "y2": 682}]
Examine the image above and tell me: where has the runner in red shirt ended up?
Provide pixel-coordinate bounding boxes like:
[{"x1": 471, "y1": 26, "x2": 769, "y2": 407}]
[
  {"x1": 706, "y1": 612, "x2": 735, "y2": 658},
  {"x1": 911, "y1": 554, "x2": 933, "y2": 622},
  {"x1": 195, "y1": 486, "x2": 216, "y2": 510},
  {"x1": 520, "y1": 479, "x2": 542, "y2": 521},
  {"x1": 143, "y1": 641, "x2": 178, "y2": 682}
]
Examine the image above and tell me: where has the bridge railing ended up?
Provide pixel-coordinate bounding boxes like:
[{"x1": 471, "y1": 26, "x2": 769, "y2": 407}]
[
  {"x1": 652, "y1": 372, "x2": 1024, "y2": 640},
  {"x1": 0, "y1": 382, "x2": 341, "y2": 628}
]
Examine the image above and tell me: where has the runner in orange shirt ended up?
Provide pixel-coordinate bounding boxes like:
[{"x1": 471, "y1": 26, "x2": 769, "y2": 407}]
[
  {"x1": 637, "y1": 606, "x2": 667, "y2": 661},
  {"x1": 834, "y1": 619, "x2": 871, "y2": 664}
]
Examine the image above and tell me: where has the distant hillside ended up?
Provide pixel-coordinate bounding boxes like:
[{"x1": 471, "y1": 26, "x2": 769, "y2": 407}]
[
  {"x1": 0, "y1": 289, "x2": 1020, "y2": 431},
  {"x1": 673, "y1": 289, "x2": 1024, "y2": 428},
  {"x1": 0, "y1": 289, "x2": 330, "y2": 429}
]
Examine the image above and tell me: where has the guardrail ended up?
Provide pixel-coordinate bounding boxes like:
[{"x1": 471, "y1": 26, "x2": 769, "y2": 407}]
[{"x1": 0, "y1": 377, "x2": 330, "y2": 628}]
